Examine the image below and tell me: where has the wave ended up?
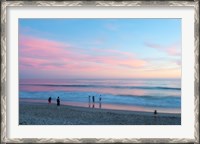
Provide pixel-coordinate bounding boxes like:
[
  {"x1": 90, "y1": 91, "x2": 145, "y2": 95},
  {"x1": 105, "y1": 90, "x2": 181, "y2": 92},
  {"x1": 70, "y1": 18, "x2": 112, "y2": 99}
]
[
  {"x1": 20, "y1": 84, "x2": 181, "y2": 90},
  {"x1": 117, "y1": 94, "x2": 180, "y2": 99},
  {"x1": 19, "y1": 91, "x2": 181, "y2": 108}
]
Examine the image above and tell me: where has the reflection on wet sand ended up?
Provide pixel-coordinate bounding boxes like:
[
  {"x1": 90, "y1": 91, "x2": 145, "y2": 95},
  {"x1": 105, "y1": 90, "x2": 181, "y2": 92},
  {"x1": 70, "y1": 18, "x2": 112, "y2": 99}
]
[{"x1": 20, "y1": 98, "x2": 181, "y2": 114}]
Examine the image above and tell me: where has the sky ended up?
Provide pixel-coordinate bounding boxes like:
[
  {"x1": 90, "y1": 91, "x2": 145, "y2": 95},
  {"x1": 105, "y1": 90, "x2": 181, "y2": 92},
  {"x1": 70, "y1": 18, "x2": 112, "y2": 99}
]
[{"x1": 19, "y1": 19, "x2": 181, "y2": 79}]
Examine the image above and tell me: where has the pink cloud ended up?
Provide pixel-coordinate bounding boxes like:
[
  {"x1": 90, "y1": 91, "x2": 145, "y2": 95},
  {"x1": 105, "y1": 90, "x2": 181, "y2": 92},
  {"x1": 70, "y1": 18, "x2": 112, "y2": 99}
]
[
  {"x1": 19, "y1": 57, "x2": 66, "y2": 70},
  {"x1": 19, "y1": 35, "x2": 148, "y2": 78},
  {"x1": 144, "y1": 42, "x2": 181, "y2": 56},
  {"x1": 96, "y1": 57, "x2": 146, "y2": 68},
  {"x1": 166, "y1": 47, "x2": 181, "y2": 56},
  {"x1": 91, "y1": 48, "x2": 146, "y2": 67},
  {"x1": 19, "y1": 35, "x2": 73, "y2": 59}
]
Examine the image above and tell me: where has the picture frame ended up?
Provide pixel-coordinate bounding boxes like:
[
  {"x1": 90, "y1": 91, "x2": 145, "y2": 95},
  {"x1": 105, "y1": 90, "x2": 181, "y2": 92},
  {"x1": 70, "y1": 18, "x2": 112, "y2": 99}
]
[{"x1": 1, "y1": 0, "x2": 199, "y2": 143}]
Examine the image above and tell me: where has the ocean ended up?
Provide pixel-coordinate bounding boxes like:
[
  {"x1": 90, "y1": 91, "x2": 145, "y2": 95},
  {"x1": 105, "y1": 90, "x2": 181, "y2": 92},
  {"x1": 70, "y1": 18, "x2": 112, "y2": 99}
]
[{"x1": 19, "y1": 79, "x2": 181, "y2": 114}]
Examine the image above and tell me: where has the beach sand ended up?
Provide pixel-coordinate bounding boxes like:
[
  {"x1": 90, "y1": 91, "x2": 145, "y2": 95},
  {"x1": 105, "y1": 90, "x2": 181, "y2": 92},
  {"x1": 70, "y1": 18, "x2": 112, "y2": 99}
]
[{"x1": 19, "y1": 102, "x2": 181, "y2": 125}]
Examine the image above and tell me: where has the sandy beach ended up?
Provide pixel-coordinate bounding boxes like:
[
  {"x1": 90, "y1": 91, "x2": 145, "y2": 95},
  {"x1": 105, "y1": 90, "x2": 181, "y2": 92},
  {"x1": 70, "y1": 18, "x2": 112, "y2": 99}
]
[{"x1": 19, "y1": 102, "x2": 181, "y2": 125}]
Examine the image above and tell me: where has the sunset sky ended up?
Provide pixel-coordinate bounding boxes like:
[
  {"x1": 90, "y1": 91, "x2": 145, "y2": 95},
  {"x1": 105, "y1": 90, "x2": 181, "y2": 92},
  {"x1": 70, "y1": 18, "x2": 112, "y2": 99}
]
[{"x1": 19, "y1": 19, "x2": 181, "y2": 79}]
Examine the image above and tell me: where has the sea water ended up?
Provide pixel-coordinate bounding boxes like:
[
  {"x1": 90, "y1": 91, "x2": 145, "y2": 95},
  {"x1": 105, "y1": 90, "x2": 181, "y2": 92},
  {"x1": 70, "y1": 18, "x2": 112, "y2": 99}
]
[{"x1": 19, "y1": 79, "x2": 181, "y2": 113}]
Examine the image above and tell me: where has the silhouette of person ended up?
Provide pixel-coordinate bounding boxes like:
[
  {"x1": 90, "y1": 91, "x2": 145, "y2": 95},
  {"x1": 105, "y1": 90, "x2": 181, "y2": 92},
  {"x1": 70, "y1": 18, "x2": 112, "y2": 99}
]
[
  {"x1": 89, "y1": 96, "x2": 91, "y2": 103},
  {"x1": 154, "y1": 110, "x2": 157, "y2": 124},
  {"x1": 99, "y1": 95, "x2": 102, "y2": 102},
  {"x1": 99, "y1": 95, "x2": 102, "y2": 108},
  {"x1": 88, "y1": 96, "x2": 91, "y2": 108},
  {"x1": 92, "y1": 96, "x2": 95, "y2": 103},
  {"x1": 92, "y1": 96, "x2": 95, "y2": 108},
  {"x1": 154, "y1": 110, "x2": 157, "y2": 117},
  {"x1": 48, "y1": 97, "x2": 52, "y2": 104},
  {"x1": 57, "y1": 97, "x2": 60, "y2": 106},
  {"x1": 154, "y1": 110, "x2": 157, "y2": 115}
]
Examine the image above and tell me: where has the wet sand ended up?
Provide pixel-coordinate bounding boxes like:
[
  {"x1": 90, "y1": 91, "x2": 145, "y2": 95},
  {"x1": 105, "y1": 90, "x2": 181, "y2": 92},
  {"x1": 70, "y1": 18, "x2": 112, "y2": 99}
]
[
  {"x1": 20, "y1": 98, "x2": 181, "y2": 114},
  {"x1": 19, "y1": 102, "x2": 181, "y2": 125}
]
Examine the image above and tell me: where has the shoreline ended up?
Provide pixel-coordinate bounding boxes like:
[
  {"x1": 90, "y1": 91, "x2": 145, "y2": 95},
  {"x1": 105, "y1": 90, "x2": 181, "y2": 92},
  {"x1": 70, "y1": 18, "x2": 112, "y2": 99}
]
[
  {"x1": 20, "y1": 98, "x2": 181, "y2": 116},
  {"x1": 19, "y1": 101, "x2": 181, "y2": 125}
]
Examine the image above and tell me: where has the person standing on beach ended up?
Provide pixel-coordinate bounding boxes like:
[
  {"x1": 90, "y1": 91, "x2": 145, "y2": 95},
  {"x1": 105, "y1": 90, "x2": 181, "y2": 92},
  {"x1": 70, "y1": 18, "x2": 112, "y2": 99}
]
[
  {"x1": 48, "y1": 97, "x2": 52, "y2": 104},
  {"x1": 154, "y1": 110, "x2": 158, "y2": 124},
  {"x1": 88, "y1": 96, "x2": 91, "y2": 108},
  {"x1": 57, "y1": 97, "x2": 60, "y2": 106},
  {"x1": 89, "y1": 96, "x2": 91, "y2": 103},
  {"x1": 92, "y1": 96, "x2": 95, "y2": 108},
  {"x1": 92, "y1": 96, "x2": 95, "y2": 103},
  {"x1": 99, "y1": 95, "x2": 102, "y2": 108},
  {"x1": 99, "y1": 95, "x2": 102, "y2": 103},
  {"x1": 154, "y1": 110, "x2": 157, "y2": 115}
]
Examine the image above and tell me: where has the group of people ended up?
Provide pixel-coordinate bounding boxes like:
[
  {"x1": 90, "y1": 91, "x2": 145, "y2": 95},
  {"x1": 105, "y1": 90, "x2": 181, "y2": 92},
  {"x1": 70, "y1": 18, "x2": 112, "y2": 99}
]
[
  {"x1": 48, "y1": 96, "x2": 60, "y2": 106},
  {"x1": 48, "y1": 95, "x2": 102, "y2": 108},
  {"x1": 88, "y1": 95, "x2": 102, "y2": 108}
]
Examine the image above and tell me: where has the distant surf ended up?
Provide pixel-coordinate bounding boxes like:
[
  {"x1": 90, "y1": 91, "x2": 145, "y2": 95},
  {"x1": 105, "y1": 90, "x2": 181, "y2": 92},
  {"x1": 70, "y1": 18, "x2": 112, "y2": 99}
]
[{"x1": 20, "y1": 84, "x2": 181, "y2": 90}]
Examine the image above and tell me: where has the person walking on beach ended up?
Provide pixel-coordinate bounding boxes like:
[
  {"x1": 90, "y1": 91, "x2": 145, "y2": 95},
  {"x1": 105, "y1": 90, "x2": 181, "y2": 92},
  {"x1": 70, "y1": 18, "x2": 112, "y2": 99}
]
[
  {"x1": 48, "y1": 97, "x2": 52, "y2": 104},
  {"x1": 57, "y1": 97, "x2": 60, "y2": 106}
]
